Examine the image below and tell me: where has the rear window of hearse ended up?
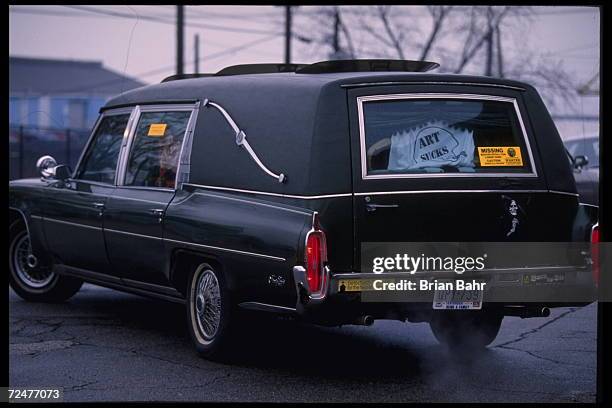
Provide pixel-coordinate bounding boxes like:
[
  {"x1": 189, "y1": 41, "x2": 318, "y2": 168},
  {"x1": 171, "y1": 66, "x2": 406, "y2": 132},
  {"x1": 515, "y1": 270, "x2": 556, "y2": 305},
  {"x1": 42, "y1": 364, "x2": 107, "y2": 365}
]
[{"x1": 359, "y1": 94, "x2": 535, "y2": 178}]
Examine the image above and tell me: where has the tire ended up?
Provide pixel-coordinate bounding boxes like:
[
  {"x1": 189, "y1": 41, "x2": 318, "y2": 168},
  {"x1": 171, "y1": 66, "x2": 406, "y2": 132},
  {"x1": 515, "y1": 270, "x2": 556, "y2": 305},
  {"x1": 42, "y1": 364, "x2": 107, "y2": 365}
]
[
  {"x1": 429, "y1": 310, "x2": 503, "y2": 351},
  {"x1": 9, "y1": 220, "x2": 82, "y2": 303},
  {"x1": 186, "y1": 262, "x2": 237, "y2": 360}
]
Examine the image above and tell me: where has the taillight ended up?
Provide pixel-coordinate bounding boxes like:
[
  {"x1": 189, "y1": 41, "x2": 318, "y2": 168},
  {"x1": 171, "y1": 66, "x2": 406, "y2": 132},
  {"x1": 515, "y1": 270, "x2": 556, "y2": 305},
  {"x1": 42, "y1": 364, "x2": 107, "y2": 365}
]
[
  {"x1": 305, "y1": 230, "x2": 327, "y2": 293},
  {"x1": 591, "y1": 223, "x2": 600, "y2": 287}
]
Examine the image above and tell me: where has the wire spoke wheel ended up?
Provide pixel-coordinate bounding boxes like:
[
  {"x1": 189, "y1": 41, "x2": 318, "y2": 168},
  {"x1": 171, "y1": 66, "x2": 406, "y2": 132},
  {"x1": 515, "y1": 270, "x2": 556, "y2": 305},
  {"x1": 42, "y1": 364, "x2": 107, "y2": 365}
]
[
  {"x1": 11, "y1": 232, "x2": 54, "y2": 289},
  {"x1": 194, "y1": 269, "x2": 222, "y2": 340}
]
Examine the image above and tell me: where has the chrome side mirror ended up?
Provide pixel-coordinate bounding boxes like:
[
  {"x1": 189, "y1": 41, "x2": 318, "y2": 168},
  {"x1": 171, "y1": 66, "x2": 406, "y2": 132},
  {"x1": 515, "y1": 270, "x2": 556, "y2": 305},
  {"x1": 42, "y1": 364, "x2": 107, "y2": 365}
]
[
  {"x1": 36, "y1": 155, "x2": 58, "y2": 179},
  {"x1": 574, "y1": 155, "x2": 589, "y2": 169},
  {"x1": 53, "y1": 165, "x2": 72, "y2": 181}
]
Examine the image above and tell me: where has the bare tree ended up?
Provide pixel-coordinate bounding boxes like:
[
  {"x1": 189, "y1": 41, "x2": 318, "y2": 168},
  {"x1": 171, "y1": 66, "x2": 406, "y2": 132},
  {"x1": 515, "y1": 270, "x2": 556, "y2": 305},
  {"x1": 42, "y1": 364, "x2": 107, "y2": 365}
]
[
  {"x1": 419, "y1": 6, "x2": 452, "y2": 61},
  {"x1": 293, "y1": 6, "x2": 580, "y2": 112}
]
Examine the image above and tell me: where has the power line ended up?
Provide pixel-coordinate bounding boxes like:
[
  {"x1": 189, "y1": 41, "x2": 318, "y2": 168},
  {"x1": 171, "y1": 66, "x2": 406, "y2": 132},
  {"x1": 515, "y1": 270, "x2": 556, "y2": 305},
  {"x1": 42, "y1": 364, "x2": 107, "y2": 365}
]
[
  {"x1": 10, "y1": 7, "x2": 115, "y2": 18},
  {"x1": 187, "y1": 6, "x2": 281, "y2": 20},
  {"x1": 47, "y1": 33, "x2": 281, "y2": 94},
  {"x1": 62, "y1": 5, "x2": 282, "y2": 35},
  {"x1": 9, "y1": 6, "x2": 237, "y2": 49},
  {"x1": 11, "y1": 5, "x2": 281, "y2": 26}
]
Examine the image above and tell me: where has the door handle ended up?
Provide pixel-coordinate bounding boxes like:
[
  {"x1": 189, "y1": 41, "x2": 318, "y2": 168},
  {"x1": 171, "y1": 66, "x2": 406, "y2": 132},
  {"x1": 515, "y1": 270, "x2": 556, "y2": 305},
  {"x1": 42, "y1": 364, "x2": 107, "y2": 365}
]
[
  {"x1": 92, "y1": 202, "x2": 105, "y2": 217},
  {"x1": 366, "y1": 203, "x2": 399, "y2": 212},
  {"x1": 150, "y1": 208, "x2": 165, "y2": 223},
  {"x1": 498, "y1": 179, "x2": 523, "y2": 188}
]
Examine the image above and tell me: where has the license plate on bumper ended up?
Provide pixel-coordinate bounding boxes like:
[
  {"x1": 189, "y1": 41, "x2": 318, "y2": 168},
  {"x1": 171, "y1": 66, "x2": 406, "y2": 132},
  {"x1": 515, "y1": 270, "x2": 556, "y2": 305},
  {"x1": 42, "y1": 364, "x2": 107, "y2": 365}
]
[{"x1": 433, "y1": 283, "x2": 484, "y2": 310}]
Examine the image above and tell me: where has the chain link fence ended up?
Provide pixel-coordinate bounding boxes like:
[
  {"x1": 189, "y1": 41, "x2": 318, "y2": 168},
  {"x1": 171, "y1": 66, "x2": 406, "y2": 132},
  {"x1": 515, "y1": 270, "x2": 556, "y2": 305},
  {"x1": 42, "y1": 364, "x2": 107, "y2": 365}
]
[{"x1": 9, "y1": 125, "x2": 91, "y2": 180}]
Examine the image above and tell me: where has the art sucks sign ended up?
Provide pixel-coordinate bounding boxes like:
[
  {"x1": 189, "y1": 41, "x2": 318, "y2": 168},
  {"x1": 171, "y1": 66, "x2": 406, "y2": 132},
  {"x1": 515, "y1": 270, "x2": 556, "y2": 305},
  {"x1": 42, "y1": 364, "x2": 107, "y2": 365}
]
[{"x1": 387, "y1": 120, "x2": 475, "y2": 171}]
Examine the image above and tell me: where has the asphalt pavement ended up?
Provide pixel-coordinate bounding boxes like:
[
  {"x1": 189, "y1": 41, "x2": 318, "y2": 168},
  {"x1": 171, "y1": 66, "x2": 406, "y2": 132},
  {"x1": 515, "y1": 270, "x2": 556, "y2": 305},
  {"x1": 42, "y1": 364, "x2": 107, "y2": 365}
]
[{"x1": 9, "y1": 284, "x2": 597, "y2": 402}]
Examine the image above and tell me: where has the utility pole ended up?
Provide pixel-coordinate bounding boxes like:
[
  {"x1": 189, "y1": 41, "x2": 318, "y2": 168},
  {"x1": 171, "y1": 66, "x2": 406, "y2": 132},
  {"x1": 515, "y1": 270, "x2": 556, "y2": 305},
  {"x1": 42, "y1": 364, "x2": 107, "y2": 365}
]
[
  {"x1": 194, "y1": 33, "x2": 200, "y2": 74},
  {"x1": 176, "y1": 5, "x2": 184, "y2": 75},
  {"x1": 331, "y1": 7, "x2": 340, "y2": 59},
  {"x1": 485, "y1": 7, "x2": 493, "y2": 76},
  {"x1": 284, "y1": 5, "x2": 292, "y2": 64},
  {"x1": 496, "y1": 26, "x2": 503, "y2": 78}
]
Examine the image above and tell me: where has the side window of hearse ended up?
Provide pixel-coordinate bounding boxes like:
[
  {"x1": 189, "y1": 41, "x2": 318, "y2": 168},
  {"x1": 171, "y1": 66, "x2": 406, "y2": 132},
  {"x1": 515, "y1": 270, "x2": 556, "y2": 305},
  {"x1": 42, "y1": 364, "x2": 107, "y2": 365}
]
[
  {"x1": 76, "y1": 114, "x2": 130, "y2": 184},
  {"x1": 124, "y1": 110, "x2": 191, "y2": 188},
  {"x1": 362, "y1": 98, "x2": 532, "y2": 176}
]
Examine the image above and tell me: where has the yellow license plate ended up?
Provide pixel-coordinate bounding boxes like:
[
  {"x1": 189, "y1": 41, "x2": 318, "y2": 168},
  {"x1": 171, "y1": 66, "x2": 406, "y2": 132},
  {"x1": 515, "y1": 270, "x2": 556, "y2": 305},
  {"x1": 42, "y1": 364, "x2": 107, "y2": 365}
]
[{"x1": 337, "y1": 279, "x2": 379, "y2": 292}]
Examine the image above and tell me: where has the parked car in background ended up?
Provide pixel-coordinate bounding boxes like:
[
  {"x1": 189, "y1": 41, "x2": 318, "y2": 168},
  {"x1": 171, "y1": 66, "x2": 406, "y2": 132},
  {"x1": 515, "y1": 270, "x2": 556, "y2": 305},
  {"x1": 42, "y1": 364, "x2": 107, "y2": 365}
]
[
  {"x1": 9, "y1": 59, "x2": 599, "y2": 360},
  {"x1": 564, "y1": 134, "x2": 599, "y2": 206}
]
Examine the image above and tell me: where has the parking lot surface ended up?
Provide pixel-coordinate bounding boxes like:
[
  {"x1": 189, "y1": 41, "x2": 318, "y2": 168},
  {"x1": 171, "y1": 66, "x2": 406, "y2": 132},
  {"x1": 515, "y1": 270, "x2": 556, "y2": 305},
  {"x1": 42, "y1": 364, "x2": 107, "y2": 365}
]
[{"x1": 9, "y1": 284, "x2": 596, "y2": 402}]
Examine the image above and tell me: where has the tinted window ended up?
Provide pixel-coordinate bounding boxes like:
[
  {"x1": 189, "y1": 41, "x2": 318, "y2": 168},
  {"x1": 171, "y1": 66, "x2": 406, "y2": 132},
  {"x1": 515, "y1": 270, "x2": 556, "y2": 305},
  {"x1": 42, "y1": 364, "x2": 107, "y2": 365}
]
[
  {"x1": 362, "y1": 98, "x2": 532, "y2": 175},
  {"x1": 76, "y1": 114, "x2": 130, "y2": 183},
  {"x1": 124, "y1": 111, "x2": 191, "y2": 188}
]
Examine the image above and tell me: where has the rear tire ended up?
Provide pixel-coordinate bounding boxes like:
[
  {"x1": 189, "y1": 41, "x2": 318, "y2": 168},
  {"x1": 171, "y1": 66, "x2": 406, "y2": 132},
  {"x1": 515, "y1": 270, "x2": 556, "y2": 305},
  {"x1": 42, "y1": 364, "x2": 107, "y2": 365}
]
[
  {"x1": 9, "y1": 220, "x2": 82, "y2": 303},
  {"x1": 429, "y1": 311, "x2": 503, "y2": 351},
  {"x1": 186, "y1": 263, "x2": 237, "y2": 360}
]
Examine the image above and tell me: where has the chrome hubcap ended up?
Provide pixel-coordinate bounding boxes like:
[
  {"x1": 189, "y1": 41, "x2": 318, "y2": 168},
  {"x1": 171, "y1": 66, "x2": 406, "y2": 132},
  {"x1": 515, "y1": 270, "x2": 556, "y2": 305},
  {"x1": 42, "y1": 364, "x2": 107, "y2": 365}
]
[
  {"x1": 194, "y1": 269, "x2": 221, "y2": 340},
  {"x1": 12, "y1": 233, "x2": 54, "y2": 288}
]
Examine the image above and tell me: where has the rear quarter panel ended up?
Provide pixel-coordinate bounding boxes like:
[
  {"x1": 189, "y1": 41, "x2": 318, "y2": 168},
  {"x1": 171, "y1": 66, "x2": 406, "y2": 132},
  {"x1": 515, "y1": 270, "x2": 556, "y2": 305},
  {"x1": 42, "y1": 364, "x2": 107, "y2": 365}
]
[{"x1": 164, "y1": 187, "x2": 313, "y2": 307}]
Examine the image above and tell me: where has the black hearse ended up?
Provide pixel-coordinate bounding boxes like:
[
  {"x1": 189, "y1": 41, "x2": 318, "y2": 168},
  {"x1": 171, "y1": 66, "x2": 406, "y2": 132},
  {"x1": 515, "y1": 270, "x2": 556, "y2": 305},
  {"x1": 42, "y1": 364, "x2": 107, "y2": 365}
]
[{"x1": 9, "y1": 60, "x2": 599, "y2": 358}]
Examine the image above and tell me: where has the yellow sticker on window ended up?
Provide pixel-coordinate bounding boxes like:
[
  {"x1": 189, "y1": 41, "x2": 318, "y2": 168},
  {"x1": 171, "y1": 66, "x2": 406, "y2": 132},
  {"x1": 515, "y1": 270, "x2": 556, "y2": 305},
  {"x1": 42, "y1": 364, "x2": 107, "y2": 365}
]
[
  {"x1": 477, "y1": 146, "x2": 523, "y2": 167},
  {"x1": 148, "y1": 123, "x2": 167, "y2": 137}
]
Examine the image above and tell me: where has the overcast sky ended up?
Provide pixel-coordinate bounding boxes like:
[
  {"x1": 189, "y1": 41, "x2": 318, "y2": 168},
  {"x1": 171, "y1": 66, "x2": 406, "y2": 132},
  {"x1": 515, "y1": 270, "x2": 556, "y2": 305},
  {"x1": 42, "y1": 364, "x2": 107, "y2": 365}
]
[{"x1": 9, "y1": 5, "x2": 599, "y2": 138}]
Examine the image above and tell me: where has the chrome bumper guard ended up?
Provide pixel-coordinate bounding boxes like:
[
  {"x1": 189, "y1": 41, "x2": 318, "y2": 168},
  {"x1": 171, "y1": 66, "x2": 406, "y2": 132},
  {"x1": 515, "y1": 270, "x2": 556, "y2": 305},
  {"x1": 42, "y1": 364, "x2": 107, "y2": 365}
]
[
  {"x1": 293, "y1": 265, "x2": 596, "y2": 315},
  {"x1": 292, "y1": 265, "x2": 330, "y2": 314}
]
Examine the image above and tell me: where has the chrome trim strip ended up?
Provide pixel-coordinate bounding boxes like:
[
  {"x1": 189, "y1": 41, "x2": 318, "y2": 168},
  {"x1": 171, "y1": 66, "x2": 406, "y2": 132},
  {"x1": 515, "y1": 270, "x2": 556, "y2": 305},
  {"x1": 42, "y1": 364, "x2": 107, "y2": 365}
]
[
  {"x1": 177, "y1": 100, "x2": 201, "y2": 188},
  {"x1": 104, "y1": 228, "x2": 163, "y2": 240},
  {"x1": 238, "y1": 302, "x2": 297, "y2": 313},
  {"x1": 204, "y1": 100, "x2": 286, "y2": 183},
  {"x1": 182, "y1": 183, "x2": 352, "y2": 200},
  {"x1": 164, "y1": 238, "x2": 286, "y2": 262},
  {"x1": 22, "y1": 215, "x2": 285, "y2": 262},
  {"x1": 356, "y1": 93, "x2": 538, "y2": 180},
  {"x1": 121, "y1": 278, "x2": 182, "y2": 297},
  {"x1": 9, "y1": 207, "x2": 33, "y2": 240},
  {"x1": 48, "y1": 186, "x2": 111, "y2": 197},
  {"x1": 55, "y1": 264, "x2": 186, "y2": 304},
  {"x1": 44, "y1": 217, "x2": 102, "y2": 230},
  {"x1": 580, "y1": 202, "x2": 599, "y2": 208},
  {"x1": 107, "y1": 193, "x2": 168, "y2": 205},
  {"x1": 67, "y1": 179, "x2": 114, "y2": 188},
  {"x1": 117, "y1": 103, "x2": 199, "y2": 189},
  {"x1": 591, "y1": 222, "x2": 599, "y2": 240},
  {"x1": 296, "y1": 213, "x2": 331, "y2": 300},
  {"x1": 342, "y1": 81, "x2": 526, "y2": 91},
  {"x1": 293, "y1": 265, "x2": 331, "y2": 305},
  {"x1": 30, "y1": 215, "x2": 43, "y2": 220},
  {"x1": 114, "y1": 105, "x2": 141, "y2": 185},
  {"x1": 185, "y1": 191, "x2": 312, "y2": 216},
  {"x1": 183, "y1": 184, "x2": 577, "y2": 199},
  {"x1": 354, "y1": 189, "x2": 549, "y2": 196},
  {"x1": 73, "y1": 107, "x2": 134, "y2": 180},
  {"x1": 116, "y1": 185, "x2": 174, "y2": 192},
  {"x1": 550, "y1": 190, "x2": 580, "y2": 197}
]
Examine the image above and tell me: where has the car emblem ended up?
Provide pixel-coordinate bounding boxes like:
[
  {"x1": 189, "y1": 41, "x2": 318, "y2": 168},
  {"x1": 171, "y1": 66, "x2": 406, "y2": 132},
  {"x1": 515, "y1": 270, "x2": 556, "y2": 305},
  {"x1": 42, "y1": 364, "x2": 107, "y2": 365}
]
[
  {"x1": 508, "y1": 200, "x2": 518, "y2": 216},
  {"x1": 268, "y1": 274, "x2": 286, "y2": 287},
  {"x1": 506, "y1": 199, "x2": 519, "y2": 236}
]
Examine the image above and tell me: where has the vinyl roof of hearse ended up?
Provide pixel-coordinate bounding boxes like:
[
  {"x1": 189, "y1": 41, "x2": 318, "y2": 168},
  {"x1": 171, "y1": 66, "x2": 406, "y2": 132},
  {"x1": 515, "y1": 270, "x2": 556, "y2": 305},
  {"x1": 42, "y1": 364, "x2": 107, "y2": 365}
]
[
  {"x1": 100, "y1": 69, "x2": 573, "y2": 197},
  {"x1": 103, "y1": 71, "x2": 534, "y2": 110}
]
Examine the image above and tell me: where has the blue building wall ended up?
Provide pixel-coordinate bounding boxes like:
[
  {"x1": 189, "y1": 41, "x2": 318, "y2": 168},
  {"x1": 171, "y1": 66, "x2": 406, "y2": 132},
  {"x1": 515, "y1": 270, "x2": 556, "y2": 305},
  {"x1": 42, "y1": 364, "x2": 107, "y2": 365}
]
[
  {"x1": 9, "y1": 97, "x2": 21, "y2": 124},
  {"x1": 9, "y1": 95, "x2": 107, "y2": 130}
]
